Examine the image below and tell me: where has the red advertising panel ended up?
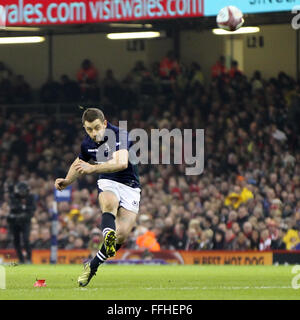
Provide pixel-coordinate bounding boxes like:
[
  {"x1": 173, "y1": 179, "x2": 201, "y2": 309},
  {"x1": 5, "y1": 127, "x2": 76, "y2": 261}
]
[{"x1": 0, "y1": 0, "x2": 204, "y2": 26}]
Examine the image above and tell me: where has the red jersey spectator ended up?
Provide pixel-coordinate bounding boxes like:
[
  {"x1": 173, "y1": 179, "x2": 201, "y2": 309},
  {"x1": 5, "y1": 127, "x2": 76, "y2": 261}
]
[
  {"x1": 77, "y1": 59, "x2": 99, "y2": 101},
  {"x1": 159, "y1": 51, "x2": 180, "y2": 80},
  {"x1": 211, "y1": 56, "x2": 226, "y2": 78},
  {"x1": 77, "y1": 59, "x2": 98, "y2": 85}
]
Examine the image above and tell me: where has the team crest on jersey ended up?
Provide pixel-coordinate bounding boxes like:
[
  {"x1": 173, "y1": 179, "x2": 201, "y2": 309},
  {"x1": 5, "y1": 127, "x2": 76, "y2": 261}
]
[{"x1": 132, "y1": 200, "x2": 139, "y2": 207}]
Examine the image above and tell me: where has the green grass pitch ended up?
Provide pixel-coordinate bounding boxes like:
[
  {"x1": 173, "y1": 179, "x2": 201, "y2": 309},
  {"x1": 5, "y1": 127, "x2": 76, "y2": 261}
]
[{"x1": 0, "y1": 264, "x2": 299, "y2": 300}]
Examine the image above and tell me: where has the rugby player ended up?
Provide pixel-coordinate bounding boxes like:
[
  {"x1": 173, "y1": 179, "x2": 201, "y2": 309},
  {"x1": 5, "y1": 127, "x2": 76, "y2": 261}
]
[{"x1": 54, "y1": 108, "x2": 141, "y2": 287}]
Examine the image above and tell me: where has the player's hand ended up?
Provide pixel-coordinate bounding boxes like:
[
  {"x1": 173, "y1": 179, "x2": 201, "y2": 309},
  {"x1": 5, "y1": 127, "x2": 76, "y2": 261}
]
[
  {"x1": 55, "y1": 178, "x2": 70, "y2": 191},
  {"x1": 74, "y1": 160, "x2": 95, "y2": 175}
]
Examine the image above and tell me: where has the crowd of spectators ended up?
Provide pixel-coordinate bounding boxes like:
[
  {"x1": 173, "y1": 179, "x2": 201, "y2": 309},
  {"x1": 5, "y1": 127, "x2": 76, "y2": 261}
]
[
  {"x1": 0, "y1": 53, "x2": 300, "y2": 258},
  {"x1": 0, "y1": 52, "x2": 203, "y2": 105},
  {"x1": 0, "y1": 62, "x2": 32, "y2": 104}
]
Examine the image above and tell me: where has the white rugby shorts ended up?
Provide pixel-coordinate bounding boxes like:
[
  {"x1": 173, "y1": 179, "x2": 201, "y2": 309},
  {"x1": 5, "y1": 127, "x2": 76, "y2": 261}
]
[{"x1": 97, "y1": 179, "x2": 141, "y2": 214}]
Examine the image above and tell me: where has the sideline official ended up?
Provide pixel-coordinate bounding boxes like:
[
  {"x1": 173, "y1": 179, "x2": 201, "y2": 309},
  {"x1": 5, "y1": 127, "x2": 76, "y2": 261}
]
[{"x1": 7, "y1": 182, "x2": 36, "y2": 264}]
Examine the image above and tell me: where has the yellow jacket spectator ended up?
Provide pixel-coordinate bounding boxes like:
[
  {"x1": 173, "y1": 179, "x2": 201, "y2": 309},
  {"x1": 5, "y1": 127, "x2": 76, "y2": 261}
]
[
  {"x1": 283, "y1": 229, "x2": 300, "y2": 250},
  {"x1": 67, "y1": 208, "x2": 84, "y2": 222},
  {"x1": 224, "y1": 187, "x2": 254, "y2": 209}
]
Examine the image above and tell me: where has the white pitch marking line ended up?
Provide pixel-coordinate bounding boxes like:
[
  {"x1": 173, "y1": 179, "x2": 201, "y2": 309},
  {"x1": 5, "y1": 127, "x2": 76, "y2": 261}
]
[
  {"x1": 201, "y1": 286, "x2": 292, "y2": 290},
  {"x1": 144, "y1": 286, "x2": 292, "y2": 290}
]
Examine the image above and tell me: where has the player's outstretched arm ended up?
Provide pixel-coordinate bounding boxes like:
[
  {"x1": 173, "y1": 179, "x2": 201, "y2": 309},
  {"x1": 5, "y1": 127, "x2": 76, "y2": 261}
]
[
  {"x1": 74, "y1": 150, "x2": 128, "y2": 175},
  {"x1": 55, "y1": 157, "x2": 85, "y2": 191}
]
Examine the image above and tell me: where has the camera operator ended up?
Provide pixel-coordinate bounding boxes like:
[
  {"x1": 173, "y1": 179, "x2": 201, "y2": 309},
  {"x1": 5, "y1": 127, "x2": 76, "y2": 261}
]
[{"x1": 7, "y1": 182, "x2": 36, "y2": 264}]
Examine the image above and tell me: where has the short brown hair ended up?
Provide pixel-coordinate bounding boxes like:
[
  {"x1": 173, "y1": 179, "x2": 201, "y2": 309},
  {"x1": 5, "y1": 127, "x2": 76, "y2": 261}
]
[{"x1": 81, "y1": 108, "x2": 105, "y2": 125}]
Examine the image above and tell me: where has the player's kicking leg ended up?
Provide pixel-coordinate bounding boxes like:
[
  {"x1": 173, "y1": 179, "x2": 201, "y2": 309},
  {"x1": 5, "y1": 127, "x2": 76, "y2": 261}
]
[
  {"x1": 78, "y1": 191, "x2": 118, "y2": 287},
  {"x1": 78, "y1": 193, "x2": 137, "y2": 287}
]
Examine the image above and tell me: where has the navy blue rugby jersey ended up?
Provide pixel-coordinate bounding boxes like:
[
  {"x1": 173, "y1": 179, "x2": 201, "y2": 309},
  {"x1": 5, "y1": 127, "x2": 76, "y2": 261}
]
[{"x1": 78, "y1": 122, "x2": 140, "y2": 189}]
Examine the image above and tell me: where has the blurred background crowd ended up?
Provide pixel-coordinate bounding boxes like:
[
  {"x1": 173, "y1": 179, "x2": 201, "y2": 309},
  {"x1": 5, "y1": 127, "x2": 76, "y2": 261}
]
[{"x1": 0, "y1": 52, "x2": 300, "y2": 258}]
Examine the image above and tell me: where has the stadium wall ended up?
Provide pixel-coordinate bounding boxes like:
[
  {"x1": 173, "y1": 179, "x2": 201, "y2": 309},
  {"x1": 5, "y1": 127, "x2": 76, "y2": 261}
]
[
  {"x1": 52, "y1": 33, "x2": 173, "y2": 84},
  {"x1": 243, "y1": 24, "x2": 296, "y2": 80},
  {"x1": 0, "y1": 41, "x2": 48, "y2": 89},
  {"x1": 1, "y1": 249, "x2": 299, "y2": 265},
  {"x1": 180, "y1": 29, "x2": 224, "y2": 83},
  {"x1": 180, "y1": 24, "x2": 297, "y2": 81},
  {"x1": 0, "y1": 33, "x2": 173, "y2": 89}
]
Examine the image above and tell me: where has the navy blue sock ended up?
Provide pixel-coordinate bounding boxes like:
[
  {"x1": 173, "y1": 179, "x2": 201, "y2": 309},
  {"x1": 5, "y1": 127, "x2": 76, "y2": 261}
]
[
  {"x1": 101, "y1": 212, "x2": 116, "y2": 239},
  {"x1": 90, "y1": 244, "x2": 107, "y2": 270},
  {"x1": 90, "y1": 212, "x2": 116, "y2": 271},
  {"x1": 90, "y1": 242, "x2": 123, "y2": 270}
]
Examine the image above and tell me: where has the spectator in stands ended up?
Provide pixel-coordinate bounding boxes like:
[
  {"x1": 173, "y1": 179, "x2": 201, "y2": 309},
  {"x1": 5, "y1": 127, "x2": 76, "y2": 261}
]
[
  {"x1": 29, "y1": 229, "x2": 40, "y2": 249},
  {"x1": 250, "y1": 229, "x2": 260, "y2": 250},
  {"x1": 73, "y1": 237, "x2": 84, "y2": 249},
  {"x1": 243, "y1": 221, "x2": 253, "y2": 239},
  {"x1": 57, "y1": 227, "x2": 69, "y2": 249},
  {"x1": 119, "y1": 76, "x2": 138, "y2": 109},
  {"x1": 40, "y1": 78, "x2": 61, "y2": 103},
  {"x1": 226, "y1": 210, "x2": 238, "y2": 230},
  {"x1": 138, "y1": 64, "x2": 158, "y2": 96},
  {"x1": 0, "y1": 62, "x2": 12, "y2": 81},
  {"x1": 232, "y1": 222, "x2": 241, "y2": 236},
  {"x1": 169, "y1": 222, "x2": 187, "y2": 250},
  {"x1": 34, "y1": 228, "x2": 51, "y2": 249},
  {"x1": 88, "y1": 228, "x2": 102, "y2": 258},
  {"x1": 259, "y1": 229, "x2": 272, "y2": 251},
  {"x1": 287, "y1": 93, "x2": 300, "y2": 135},
  {"x1": 159, "y1": 50, "x2": 180, "y2": 80},
  {"x1": 283, "y1": 225, "x2": 300, "y2": 250},
  {"x1": 212, "y1": 228, "x2": 225, "y2": 250},
  {"x1": 131, "y1": 60, "x2": 147, "y2": 84},
  {"x1": 65, "y1": 233, "x2": 77, "y2": 250},
  {"x1": 0, "y1": 64, "x2": 299, "y2": 255},
  {"x1": 271, "y1": 224, "x2": 287, "y2": 250},
  {"x1": 232, "y1": 232, "x2": 250, "y2": 250},
  {"x1": 136, "y1": 228, "x2": 161, "y2": 252},
  {"x1": 185, "y1": 227, "x2": 201, "y2": 250},
  {"x1": 158, "y1": 216, "x2": 175, "y2": 249},
  {"x1": 251, "y1": 71, "x2": 264, "y2": 93},
  {"x1": 199, "y1": 229, "x2": 214, "y2": 250},
  {"x1": 188, "y1": 62, "x2": 204, "y2": 89},
  {"x1": 237, "y1": 206, "x2": 250, "y2": 228},
  {"x1": 102, "y1": 69, "x2": 120, "y2": 105},
  {"x1": 211, "y1": 56, "x2": 226, "y2": 79},
  {"x1": 0, "y1": 73, "x2": 13, "y2": 104},
  {"x1": 225, "y1": 228, "x2": 235, "y2": 250},
  {"x1": 11, "y1": 75, "x2": 32, "y2": 104},
  {"x1": 291, "y1": 225, "x2": 300, "y2": 250},
  {"x1": 228, "y1": 60, "x2": 242, "y2": 79},
  {"x1": 151, "y1": 61, "x2": 161, "y2": 86},
  {"x1": 0, "y1": 62, "x2": 13, "y2": 103},
  {"x1": 77, "y1": 59, "x2": 99, "y2": 102},
  {"x1": 60, "y1": 74, "x2": 80, "y2": 102}
]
